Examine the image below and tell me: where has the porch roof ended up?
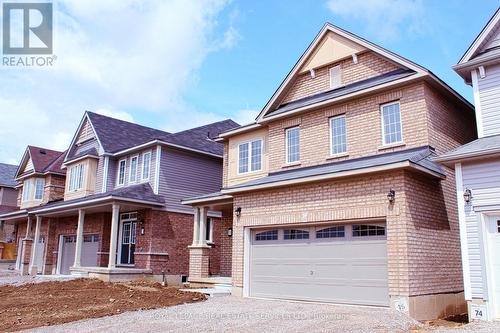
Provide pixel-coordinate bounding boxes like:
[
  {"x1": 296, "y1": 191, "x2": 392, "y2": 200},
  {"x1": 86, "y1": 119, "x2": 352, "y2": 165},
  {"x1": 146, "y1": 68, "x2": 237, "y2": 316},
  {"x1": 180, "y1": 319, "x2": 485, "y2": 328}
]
[
  {"x1": 435, "y1": 134, "x2": 500, "y2": 164},
  {"x1": 181, "y1": 191, "x2": 233, "y2": 206},
  {"x1": 222, "y1": 146, "x2": 445, "y2": 194}
]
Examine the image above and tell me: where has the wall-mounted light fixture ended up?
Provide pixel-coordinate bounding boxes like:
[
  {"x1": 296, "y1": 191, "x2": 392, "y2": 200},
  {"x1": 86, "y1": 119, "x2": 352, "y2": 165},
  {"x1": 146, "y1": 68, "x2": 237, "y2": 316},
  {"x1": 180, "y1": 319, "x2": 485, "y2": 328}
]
[
  {"x1": 463, "y1": 188, "x2": 472, "y2": 204},
  {"x1": 140, "y1": 219, "x2": 145, "y2": 235},
  {"x1": 387, "y1": 189, "x2": 396, "y2": 203},
  {"x1": 227, "y1": 228, "x2": 233, "y2": 237},
  {"x1": 235, "y1": 207, "x2": 242, "y2": 217}
]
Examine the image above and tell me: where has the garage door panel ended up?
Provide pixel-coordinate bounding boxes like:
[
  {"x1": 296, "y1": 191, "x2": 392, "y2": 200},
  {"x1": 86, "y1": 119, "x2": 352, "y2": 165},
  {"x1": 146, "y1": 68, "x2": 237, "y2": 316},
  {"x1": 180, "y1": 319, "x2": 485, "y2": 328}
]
[{"x1": 250, "y1": 223, "x2": 389, "y2": 306}]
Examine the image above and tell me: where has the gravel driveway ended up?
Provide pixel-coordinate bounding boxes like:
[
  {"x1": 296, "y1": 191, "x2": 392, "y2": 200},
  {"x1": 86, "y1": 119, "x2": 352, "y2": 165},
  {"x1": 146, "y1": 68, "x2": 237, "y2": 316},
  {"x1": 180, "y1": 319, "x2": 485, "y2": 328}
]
[{"x1": 25, "y1": 296, "x2": 422, "y2": 333}]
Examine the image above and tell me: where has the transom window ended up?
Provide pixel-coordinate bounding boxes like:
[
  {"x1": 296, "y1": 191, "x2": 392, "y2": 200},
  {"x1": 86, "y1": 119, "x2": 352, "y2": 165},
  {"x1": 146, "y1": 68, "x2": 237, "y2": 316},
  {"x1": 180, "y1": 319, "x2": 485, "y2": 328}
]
[
  {"x1": 255, "y1": 230, "x2": 278, "y2": 241},
  {"x1": 142, "y1": 151, "x2": 151, "y2": 180},
  {"x1": 316, "y1": 226, "x2": 345, "y2": 238},
  {"x1": 238, "y1": 139, "x2": 262, "y2": 174},
  {"x1": 381, "y1": 102, "x2": 403, "y2": 145},
  {"x1": 83, "y1": 234, "x2": 99, "y2": 243},
  {"x1": 284, "y1": 229, "x2": 309, "y2": 240},
  {"x1": 117, "y1": 159, "x2": 126, "y2": 186},
  {"x1": 68, "y1": 163, "x2": 85, "y2": 192},
  {"x1": 129, "y1": 156, "x2": 138, "y2": 183},
  {"x1": 330, "y1": 115, "x2": 347, "y2": 155},
  {"x1": 286, "y1": 127, "x2": 300, "y2": 163},
  {"x1": 352, "y1": 224, "x2": 386, "y2": 237},
  {"x1": 34, "y1": 178, "x2": 45, "y2": 200}
]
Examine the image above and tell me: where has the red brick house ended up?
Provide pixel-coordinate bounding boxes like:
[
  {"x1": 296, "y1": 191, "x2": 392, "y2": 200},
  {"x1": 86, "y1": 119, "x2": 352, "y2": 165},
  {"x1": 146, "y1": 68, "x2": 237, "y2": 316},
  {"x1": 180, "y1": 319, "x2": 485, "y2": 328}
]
[
  {"x1": 0, "y1": 112, "x2": 238, "y2": 283},
  {"x1": 183, "y1": 23, "x2": 477, "y2": 320}
]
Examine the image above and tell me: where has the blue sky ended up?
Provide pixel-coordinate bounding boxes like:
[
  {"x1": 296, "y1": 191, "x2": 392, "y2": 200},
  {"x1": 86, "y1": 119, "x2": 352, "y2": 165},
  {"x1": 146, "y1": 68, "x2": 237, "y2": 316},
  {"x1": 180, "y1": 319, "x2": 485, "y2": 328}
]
[{"x1": 0, "y1": 0, "x2": 498, "y2": 164}]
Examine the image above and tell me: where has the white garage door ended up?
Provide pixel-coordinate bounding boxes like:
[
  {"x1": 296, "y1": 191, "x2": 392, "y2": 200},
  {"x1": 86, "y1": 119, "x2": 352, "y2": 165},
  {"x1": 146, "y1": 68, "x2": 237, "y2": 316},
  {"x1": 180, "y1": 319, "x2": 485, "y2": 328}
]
[
  {"x1": 60, "y1": 234, "x2": 99, "y2": 275},
  {"x1": 250, "y1": 223, "x2": 389, "y2": 306}
]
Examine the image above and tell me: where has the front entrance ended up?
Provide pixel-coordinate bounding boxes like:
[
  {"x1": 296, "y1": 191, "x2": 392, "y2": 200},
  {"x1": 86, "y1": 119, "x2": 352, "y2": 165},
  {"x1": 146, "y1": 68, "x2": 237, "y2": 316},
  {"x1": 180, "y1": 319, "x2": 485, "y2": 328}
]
[
  {"x1": 487, "y1": 215, "x2": 500, "y2": 319},
  {"x1": 119, "y1": 212, "x2": 137, "y2": 265}
]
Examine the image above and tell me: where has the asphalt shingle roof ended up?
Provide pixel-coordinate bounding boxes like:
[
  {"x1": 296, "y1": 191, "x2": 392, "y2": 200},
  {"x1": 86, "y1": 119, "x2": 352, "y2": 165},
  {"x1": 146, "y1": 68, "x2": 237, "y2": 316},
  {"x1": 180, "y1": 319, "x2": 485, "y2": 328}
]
[
  {"x1": 0, "y1": 163, "x2": 18, "y2": 187},
  {"x1": 437, "y1": 134, "x2": 500, "y2": 161},
  {"x1": 87, "y1": 111, "x2": 239, "y2": 156},
  {"x1": 265, "y1": 68, "x2": 415, "y2": 118},
  {"x1": 27, "y1": 146, "x2": 66, "y2": 174},
  {"x1": 226, "y1": 146, "x2": 444, "y2": 190}
]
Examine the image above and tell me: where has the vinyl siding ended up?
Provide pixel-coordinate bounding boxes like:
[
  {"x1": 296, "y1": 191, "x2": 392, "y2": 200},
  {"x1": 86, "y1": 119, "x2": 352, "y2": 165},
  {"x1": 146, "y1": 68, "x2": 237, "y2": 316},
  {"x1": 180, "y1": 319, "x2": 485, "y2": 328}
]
[
  {"x1": 477, "y1": 64, "x2": 500, "y2": 137},
  {"x1": 68, "y1": 138, "x2": 100, "y2": 158},
  {"x1": 159, "y1": 147, "x2": 222, "y2": 213},
  {"x1": 108, "y1": 148, "x2": 157, "y2": 192},
  {"x1": 461, "y1": 159, "x2": 500, "y2": 298}
]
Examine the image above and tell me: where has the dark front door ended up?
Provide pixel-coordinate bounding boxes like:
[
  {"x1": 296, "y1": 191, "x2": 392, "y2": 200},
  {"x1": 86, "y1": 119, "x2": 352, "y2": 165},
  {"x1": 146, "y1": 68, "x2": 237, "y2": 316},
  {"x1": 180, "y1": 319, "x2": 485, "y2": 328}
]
[{"x1": 120, "y1": 221, "x2": 136, "y2": 265}]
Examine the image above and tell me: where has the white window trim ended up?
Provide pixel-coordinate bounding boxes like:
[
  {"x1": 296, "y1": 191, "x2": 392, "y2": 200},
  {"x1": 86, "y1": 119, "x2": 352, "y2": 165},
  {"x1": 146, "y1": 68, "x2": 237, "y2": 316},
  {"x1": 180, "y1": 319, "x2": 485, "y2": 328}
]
[
  {"x1": 68, "y1": 163, "x2": 85, "y2": 192},
  {"x1": 329, "y1": 114, "x2": 348, "y2": 157},
  {"x1": 128, "y1": 155, "x2": 139, "y2": 184},
  {"x1": 380, "y1": 101, "x2": 404, "y2": 147},
  {"x1": 285, "y1": 127, "x2": 300, "y2": 164},
  {"x1": 206, "y1": 218, "x2": 214, "y2": 244},
  {"x1": 237, "y1": 138, "x2": 263, "y2": 175},
  {"x1": 117, "y1": 158, "x2": 127, "y2": 187},
  {"x1": 141, "y1": 150, "x2": 152, "y2": 181},
  {"x1": 22, "y1": 179, "x2": 33, "y2": 202},
  {"x1": 34, "y1": 178, "x2": 45, "y2": 201},
  {"x1": 329, "y1": 65, "x2": 342, "y2": 89}
]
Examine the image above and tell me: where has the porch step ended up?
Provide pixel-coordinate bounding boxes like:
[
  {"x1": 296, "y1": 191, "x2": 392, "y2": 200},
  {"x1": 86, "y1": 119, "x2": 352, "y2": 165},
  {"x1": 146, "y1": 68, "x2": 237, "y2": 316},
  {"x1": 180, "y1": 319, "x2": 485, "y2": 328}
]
[
  {"x1": 213, "y1": 283, "x2": 232, "y2": 291},
  {"x1": 180, "y1": 287, "x2": 231, "y2": 297}
]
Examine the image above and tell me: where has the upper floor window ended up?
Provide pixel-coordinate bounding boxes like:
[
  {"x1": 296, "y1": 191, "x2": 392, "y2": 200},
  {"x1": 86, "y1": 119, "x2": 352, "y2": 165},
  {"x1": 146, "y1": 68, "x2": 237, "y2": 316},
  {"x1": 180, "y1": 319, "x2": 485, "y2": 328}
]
[
  {"x1": 142, "y1": 151, "x2": 151, "y2": 180},
  {"x1": 330, "y1": 115, "x2": 347, "y2": 155},
  {"x1": 68, "y1": 163, "x2": 85, "y2": 192},
  {"x1": 22, "y1": 179, "x2": 32, "y2": 202},
  {"x1": 34, "y1": 178, "x2": 45, "y2": 200},
  {"x1": 238, "y1": 139, "x2": 262, "y2": 174},
  {"x1": 329, "y1": 65, "x2": 341, "y2": 89},
  {"x1": 381, "y1": 102, "x2": 403, "y2": 145},
  {"x1": 286, "y1": 127, "x2": 300, "y2": 164},
  {"x1": 129, "y1": 155, "x2": 138, "y2": 183},
  {"x1": 117, "y1": 159, "x2": 126, "y2": 186}
]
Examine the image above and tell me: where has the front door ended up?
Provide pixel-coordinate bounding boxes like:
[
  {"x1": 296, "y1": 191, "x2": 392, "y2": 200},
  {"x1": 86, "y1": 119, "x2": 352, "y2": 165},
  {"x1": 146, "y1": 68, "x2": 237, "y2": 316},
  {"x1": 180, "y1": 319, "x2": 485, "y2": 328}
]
[
  {"x1": 120, "y1": 213, "x2": 137, "y2": 265},
  {"x1": 487, "y1": 215, "x2": 500, "y2": 319}
]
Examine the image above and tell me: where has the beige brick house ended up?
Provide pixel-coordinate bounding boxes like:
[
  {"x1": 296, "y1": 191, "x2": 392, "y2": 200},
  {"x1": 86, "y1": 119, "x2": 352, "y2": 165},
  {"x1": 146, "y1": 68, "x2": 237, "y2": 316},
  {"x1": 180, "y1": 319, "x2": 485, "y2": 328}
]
[{"x1": 183, "y1": 23, "x2": 477, "y2": 320}]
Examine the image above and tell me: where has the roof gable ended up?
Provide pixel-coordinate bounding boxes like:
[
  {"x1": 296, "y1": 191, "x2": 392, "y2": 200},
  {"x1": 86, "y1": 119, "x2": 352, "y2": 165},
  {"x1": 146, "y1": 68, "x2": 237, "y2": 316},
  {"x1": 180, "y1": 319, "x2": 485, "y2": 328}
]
[
  {"x1": 16, "y1": 146, "x2": 65, "y2": 179},
  {"x1": 458, "y1": 8, "x2": 500, "y2": 65}
]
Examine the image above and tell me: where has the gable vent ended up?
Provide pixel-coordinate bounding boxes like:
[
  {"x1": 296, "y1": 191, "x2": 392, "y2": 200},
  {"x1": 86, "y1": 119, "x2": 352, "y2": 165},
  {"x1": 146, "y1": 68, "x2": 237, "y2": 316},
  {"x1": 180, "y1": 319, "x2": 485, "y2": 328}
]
[{"x1": 39, "y1": 150, "x2": 46, "y2": 155}]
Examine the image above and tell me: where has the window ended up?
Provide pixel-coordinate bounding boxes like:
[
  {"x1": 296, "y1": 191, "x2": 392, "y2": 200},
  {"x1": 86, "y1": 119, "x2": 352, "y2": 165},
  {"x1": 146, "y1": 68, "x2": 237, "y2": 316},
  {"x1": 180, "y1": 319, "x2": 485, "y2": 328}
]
[
  {"x1": 497, "y1": 220, "x2": 500, "y2": 233},
  {"x1": 22, "y1": 179, "x2": 32, "y2": 202},
  {"x1": 206, "y1": 218, "x2": 213, "y2": 243},
  {"x1": 34, "y1": 178, "x2": 45, "y2": 200},
  {"x1": 330, "y1": 115, "x2": 347, "y2": 155},
  {"x1": 117, "y1": 159, "x2": 126, "y2": 186},
  {"x1": 255, "y1": 230, "x2": 278, "y2": 241},
  {"x1": 330, "y1": 65, "x2": 341, "y2": 89},
  {"x1": 284, "y1": 229, "x2": 309, "y2": 240},
  {"x1": 142, "y1": 151, "x2": 151, "y2": 180},
  {"x1": 316, "y1": 226, "x2": 345, "y2": 238},
  {"x1": 68, "y1": 163, "x2": 85, "y2": 192},
  {"x1": 129, "y1": 156, "x2": 138, "y2": 183},
  {"x1": 238, "y1": 139, "x2": 262, "y2": 174},
  {"x1": 352, "y1": 224, "x2": 386, "y2": 237},
  {"x1": 286, "y1": 127, "x2": 300, "y2": 163},
  {"x1": 381, "y1": 102, "x2": 403, "y2": 145}
]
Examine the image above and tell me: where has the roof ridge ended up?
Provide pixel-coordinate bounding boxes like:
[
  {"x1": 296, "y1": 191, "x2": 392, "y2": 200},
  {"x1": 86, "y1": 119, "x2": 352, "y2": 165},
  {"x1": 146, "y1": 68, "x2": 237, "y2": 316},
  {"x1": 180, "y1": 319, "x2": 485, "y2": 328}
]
[
  {"x1": 86, "y1": 111, "x2": 170, "y2": 136},
  {"x1": 169, "y1": 119, "x2": 239, "y2": 136}
]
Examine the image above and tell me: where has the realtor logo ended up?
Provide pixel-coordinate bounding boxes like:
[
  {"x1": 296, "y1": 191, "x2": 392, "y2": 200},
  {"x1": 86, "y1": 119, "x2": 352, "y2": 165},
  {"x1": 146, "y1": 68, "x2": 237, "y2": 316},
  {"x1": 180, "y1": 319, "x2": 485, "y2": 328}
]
[{"x1": 3, "y1": 2, "x2": 52, "y2": 54}]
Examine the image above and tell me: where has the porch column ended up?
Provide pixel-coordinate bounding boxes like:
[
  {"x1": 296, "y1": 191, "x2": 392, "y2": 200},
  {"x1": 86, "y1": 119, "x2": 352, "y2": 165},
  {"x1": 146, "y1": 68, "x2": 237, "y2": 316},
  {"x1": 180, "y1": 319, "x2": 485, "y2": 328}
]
[
  {"x1": 198, "y1": 206, "x2": 208, "y2": 246},
  {"x1": 29, "y1": 215, "x2": 42, "y2": 275},
  {"x1": 20, "y1": 216, "x2": 33, "y2": 275},
  {"x1": 191, "y1": 207, "x2": 200, "y2": 246},
  {"x1": 108, "y1": 204, "x2": 120, "y2": 269},
  {"x1": 26, "y1": 215, "x2": 32, "y2": 238},
  {"x1": 73, "y1": 209, "x2": 85, "y2": 268}
]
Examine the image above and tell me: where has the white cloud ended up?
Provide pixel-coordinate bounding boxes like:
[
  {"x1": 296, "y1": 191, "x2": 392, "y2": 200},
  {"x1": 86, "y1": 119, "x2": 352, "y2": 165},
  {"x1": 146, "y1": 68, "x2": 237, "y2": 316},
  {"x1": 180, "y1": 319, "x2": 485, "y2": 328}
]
[
  {"x1": 0, "y1": 0, "x2": 236, "y2": 163},
  {"x1": 326, "y1": 0, "x2": 425, "y2": 42},
  {"x1": 233, "y1": 108, "x2": 259, "y2": 126}
]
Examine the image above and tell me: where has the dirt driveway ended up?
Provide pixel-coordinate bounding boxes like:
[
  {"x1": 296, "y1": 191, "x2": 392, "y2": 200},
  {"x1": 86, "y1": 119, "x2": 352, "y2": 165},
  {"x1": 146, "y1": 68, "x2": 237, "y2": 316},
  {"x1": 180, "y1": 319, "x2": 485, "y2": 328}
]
[{"x1": 0, "y1": 279, "x2": 205, "y2": 332}]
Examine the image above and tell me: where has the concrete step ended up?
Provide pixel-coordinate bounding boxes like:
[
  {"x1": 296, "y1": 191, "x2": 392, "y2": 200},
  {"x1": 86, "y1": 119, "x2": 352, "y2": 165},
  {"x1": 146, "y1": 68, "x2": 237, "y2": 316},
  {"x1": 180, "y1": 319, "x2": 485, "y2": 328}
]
[
  {"x1": 180, "y1": 287, "x2": 231, "y2": 297},
  {"x1": 213, "y1": 283, "x2": 232, "y2": 291}
]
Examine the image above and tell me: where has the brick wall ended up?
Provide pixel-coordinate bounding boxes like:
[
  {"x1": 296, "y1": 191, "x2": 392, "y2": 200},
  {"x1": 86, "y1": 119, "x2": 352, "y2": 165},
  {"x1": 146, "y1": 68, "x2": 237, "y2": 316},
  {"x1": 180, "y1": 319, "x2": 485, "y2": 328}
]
[
  {"x1": 268, "y1": 82, "x2": 429, "y2": 172},
  {"x1": 43, "y1": 174, "x2": 66, "y2": 204},
  {"x1": 220, "y1": 209, "x2": 233, "y2": 277},
  {"x1": 281, "y1": 51, "x2": 400, "y2": 104}
]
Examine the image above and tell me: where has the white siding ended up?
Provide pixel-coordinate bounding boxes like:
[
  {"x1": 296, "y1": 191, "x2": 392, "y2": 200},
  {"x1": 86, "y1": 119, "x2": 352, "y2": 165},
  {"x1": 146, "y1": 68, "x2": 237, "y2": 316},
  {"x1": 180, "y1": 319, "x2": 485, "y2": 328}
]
[
  {"x1": 461, "y1": 159, "x2": 500, "y2": 298},
  {"x1": 477, "y1": 64, "x2": 500, "y2": 137}
]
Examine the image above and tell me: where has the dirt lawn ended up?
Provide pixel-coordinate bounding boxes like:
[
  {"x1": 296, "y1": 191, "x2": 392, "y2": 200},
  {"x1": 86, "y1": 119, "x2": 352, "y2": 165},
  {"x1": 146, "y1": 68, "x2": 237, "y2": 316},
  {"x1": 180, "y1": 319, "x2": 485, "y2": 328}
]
[{"x1": 0, "y1": 278, "x2": 206, "y2": 332}]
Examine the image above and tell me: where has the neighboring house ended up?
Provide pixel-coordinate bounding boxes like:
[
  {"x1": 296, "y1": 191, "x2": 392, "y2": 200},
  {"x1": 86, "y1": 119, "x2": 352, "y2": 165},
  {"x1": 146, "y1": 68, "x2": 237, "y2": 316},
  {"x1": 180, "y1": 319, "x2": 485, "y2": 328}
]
[
  {"x1": 436, "y1": 8, "x2": 500, "y2": 321},
  {"x1": 0, "y1": 111, "x2": 238, "y2": 282},
  {"x1": 0, "y1": 162, "x2": 19, "y2": 243},
  {"x1": 182, "y1": 23, "x2": 477, "y2": 320}
]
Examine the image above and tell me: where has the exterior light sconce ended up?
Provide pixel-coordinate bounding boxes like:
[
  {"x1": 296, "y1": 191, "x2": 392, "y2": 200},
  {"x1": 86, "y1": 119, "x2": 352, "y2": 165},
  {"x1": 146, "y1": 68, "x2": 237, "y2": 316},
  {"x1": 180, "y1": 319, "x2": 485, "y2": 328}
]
[
  {"x1": 463, "y1": 188, "x2": 472, "y2": 204},
  {"x1": 235, "y1": 207, "x2": 242, "y2": 217},
  {"x1": 227, "y1": 228, "x2": 233, "y2": 237},
  {"x1": 387, "y1": 189, "x2": 396, "y2": 203},
  {"x1": 140, "y1": 219, "x2": 145, "y2": 235}
]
